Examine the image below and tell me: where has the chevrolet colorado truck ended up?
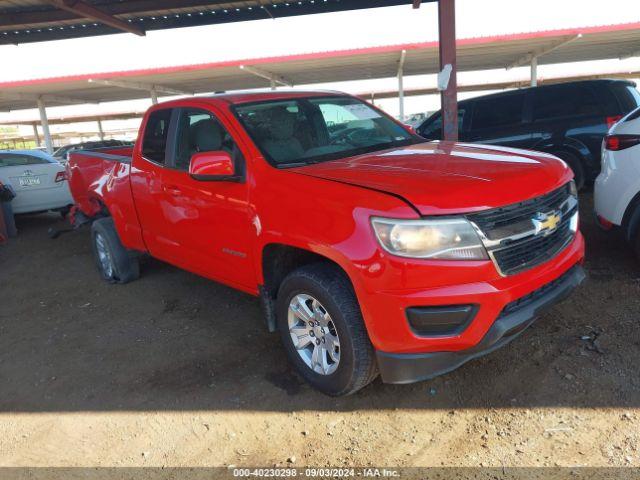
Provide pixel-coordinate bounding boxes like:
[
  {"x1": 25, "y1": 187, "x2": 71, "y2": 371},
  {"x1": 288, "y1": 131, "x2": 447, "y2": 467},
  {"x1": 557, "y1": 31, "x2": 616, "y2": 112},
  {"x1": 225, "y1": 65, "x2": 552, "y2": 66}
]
[{"x1": 67, "y1": 91, "x2": 585, "y2": 396}]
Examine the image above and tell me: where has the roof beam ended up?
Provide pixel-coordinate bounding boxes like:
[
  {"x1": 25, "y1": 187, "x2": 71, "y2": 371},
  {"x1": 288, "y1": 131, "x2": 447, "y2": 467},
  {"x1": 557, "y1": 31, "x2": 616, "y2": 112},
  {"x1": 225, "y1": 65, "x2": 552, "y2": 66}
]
[
  {"x1": 359, "y1": 69, "x2": 640, "y2": 100},
  {"x1": 0, "y1": 92, "x2": 95, "y2": 106},
  {"x1": 239, "y1": 65, "x2": 293, "y2": 88},
  {"x1": 44, "y1": 0, "x2": 145, "y2": 36},
  {"x1": 507, "y1": 34, "x2": 582, "y2": 69},
  {"x1": 87, "y1": 78, "x2": 193, "y2": 96}
]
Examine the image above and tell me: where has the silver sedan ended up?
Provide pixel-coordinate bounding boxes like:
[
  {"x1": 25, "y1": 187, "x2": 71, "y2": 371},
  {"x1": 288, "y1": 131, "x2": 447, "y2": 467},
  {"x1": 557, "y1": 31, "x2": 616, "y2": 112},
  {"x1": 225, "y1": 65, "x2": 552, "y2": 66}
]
[{"x1": 0, "y1": 150, "x2": 73, "y2": 214}]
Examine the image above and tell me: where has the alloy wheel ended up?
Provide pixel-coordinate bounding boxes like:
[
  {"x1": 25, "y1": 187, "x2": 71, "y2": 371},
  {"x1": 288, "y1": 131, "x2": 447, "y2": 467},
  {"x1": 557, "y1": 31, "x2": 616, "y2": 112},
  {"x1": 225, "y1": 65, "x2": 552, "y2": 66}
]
[{"x1": 287, "y1": 294, "x2": 341, "y2": 375}]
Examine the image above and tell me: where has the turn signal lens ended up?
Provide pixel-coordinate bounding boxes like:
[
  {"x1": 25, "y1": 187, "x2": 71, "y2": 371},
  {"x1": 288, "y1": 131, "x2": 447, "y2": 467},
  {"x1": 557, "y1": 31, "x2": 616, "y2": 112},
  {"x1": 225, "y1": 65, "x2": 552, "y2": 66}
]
[{"x1": 568, "y1": 180, "x2": 578, "y2": 197}]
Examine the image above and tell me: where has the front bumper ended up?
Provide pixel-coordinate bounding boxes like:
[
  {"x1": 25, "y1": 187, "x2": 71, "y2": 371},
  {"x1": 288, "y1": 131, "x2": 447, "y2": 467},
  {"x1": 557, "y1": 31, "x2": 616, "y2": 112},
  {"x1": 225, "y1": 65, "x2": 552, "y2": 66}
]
[{"x1": 376, "y1": 264, "x2": 585, "y2": 384}]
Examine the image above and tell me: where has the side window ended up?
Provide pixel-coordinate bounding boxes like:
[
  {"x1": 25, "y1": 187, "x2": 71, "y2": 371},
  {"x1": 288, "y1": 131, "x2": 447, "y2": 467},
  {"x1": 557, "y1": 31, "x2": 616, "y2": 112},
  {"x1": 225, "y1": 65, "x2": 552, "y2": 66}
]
[
  {"x1": 472, "y1": 94, "x2": 523, "y2": 130},
  {"x1": 174, "y1": 109, "x2": 238, "y2": 171},
  {"x1": 533, "y1": 85, "x2": 600, "y2": 121},
  {"x1": 142, "y1": 109, "x2": 172, "y2": 164},
  {"x1": 418, "y1": 109, "x2": 466, "y2": 139},
  {"x1": 0, "y1": 154, "x2": 48, "y2": 167}
]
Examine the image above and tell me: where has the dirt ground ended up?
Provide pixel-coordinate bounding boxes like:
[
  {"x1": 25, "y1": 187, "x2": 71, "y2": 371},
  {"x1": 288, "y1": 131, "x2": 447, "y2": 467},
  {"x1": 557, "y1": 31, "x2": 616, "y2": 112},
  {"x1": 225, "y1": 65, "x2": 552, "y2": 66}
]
[{"x1": 1, "y1": 192, "x2": 639, "y2": 470}]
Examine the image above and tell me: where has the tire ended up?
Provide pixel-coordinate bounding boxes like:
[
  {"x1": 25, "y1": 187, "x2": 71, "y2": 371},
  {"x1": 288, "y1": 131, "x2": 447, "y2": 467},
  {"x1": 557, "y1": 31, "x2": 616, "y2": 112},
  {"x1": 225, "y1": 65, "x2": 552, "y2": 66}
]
[
  {"x1": 276, "y1": 263, "x2": 377, "y2": 396},
  {"x1": 633, "y1": 232, "x2": 640, "y2": 263},
  {"x1": 90, "y1": 217, "x2": 140, "y2": 284},
  {"x1": 554, "y1": 150, "x2": 586, "y2": 191}
]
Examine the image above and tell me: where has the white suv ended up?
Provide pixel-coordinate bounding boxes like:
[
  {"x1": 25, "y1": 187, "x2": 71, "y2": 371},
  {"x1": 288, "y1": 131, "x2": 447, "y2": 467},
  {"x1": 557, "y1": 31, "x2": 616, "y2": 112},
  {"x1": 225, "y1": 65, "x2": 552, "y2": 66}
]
[{"x1": 594, "y1": 106, "x2": 640, "y2": 256}]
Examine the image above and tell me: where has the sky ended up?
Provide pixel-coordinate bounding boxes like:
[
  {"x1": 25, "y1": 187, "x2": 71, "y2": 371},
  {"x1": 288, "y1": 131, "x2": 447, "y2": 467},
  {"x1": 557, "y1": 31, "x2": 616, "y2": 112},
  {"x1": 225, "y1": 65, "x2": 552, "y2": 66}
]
[{"x1": 1, "y1": 0, "x2": 639, "y2": 142}]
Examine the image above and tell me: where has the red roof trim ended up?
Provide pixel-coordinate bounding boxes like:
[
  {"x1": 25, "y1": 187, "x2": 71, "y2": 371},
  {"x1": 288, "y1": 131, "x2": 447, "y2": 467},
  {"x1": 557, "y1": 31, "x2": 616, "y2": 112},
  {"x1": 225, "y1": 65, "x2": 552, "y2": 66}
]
[{"x1": 1, "y1": 21, "x2": 639, "y2": 89}]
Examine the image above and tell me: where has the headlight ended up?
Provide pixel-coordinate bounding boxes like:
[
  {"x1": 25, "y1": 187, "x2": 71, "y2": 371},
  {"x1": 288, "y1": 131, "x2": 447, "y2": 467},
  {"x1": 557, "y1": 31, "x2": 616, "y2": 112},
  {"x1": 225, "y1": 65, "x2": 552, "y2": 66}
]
[
  {"x1": 371, "y1": 217, "x2": 488, "y2": 260},
  {"x1": 568, "y1": 180, "x2": 578, "y2": 197}
]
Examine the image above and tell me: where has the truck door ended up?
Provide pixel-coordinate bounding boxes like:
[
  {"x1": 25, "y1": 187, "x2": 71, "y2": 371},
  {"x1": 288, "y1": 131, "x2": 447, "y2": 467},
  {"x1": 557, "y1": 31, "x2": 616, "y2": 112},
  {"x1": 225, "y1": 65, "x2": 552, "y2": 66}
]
[
  {"x1": 130, "y1": 107, "x2": 178, "y2": 262},
  {"x1": 135, "y1": 105, "x2": 255, "y2": 291}
]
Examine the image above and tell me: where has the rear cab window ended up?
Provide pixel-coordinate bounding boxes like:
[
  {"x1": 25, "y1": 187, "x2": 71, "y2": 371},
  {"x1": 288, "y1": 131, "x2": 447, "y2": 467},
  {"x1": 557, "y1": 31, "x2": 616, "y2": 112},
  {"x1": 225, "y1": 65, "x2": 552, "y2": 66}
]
[{"x1": 142, "y1": 109, "x2": 173, "y2": 164}]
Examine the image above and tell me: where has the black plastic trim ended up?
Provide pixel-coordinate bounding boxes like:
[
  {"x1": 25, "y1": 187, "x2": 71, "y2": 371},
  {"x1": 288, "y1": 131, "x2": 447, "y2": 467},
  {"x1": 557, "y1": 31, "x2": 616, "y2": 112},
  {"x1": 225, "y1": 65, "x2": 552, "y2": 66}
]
[
  {"x1": 189, "y1": 173, "x2": 244, "y2": 183},
  {"x1": 376, "y1": 264, "x2": 586, "y2": 384},
  {"x1": 406, "y1": 304, "x2": 478, "y2": 337}
]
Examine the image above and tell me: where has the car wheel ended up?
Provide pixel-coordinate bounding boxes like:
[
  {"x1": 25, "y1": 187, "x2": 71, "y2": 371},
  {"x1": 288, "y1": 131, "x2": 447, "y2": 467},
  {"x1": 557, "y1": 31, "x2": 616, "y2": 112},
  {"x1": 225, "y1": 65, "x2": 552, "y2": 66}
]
[
  {"x1": 631, "y1": 226, "x2": 640, "y2": 263},
  {"x1": 554, "y1": 151, "x2": 586, "y2": 191},
  {"x1": 276, "y1": 263, "x2": 378, "y2": 396},
  {"x1": 91, "y1": 217, "x2": 140, "y2": 284}
]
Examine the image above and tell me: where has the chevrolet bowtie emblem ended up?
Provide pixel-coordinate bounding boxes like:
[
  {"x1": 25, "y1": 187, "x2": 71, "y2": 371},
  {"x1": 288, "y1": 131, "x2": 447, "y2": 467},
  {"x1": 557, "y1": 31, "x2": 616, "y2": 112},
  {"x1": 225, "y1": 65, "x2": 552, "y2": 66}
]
[{"x1": 532, "y1": 211, "x2": 561, "y2": 235}]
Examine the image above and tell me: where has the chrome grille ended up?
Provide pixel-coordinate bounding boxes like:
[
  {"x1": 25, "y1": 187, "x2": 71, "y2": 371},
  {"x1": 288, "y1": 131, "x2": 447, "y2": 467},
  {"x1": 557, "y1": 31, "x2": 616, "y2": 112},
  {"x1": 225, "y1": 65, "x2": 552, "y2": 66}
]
[{"x1": 468, "y1": 184, "x2": 578, "y2": 276}]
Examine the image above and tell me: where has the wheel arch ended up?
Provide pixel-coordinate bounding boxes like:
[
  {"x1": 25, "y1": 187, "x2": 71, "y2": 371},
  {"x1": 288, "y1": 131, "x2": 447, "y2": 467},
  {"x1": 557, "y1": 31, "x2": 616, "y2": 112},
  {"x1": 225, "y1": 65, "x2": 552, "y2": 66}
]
[
  {"x1": 258, "y1": 242, "x2": 357, "y2": 332},
  {"x1": 533, "y1": 139, "x2": 597, "y2": 177},
  {"x1": 621, "y1": 190, "x2": 640, "y2": 242}
]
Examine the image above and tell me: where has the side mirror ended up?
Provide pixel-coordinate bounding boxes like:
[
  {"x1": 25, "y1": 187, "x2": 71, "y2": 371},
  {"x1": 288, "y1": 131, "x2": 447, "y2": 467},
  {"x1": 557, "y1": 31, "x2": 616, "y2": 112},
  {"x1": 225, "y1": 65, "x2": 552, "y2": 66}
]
[{"x1": 189, "y1": 151, "x2": 240, "y2": 182}]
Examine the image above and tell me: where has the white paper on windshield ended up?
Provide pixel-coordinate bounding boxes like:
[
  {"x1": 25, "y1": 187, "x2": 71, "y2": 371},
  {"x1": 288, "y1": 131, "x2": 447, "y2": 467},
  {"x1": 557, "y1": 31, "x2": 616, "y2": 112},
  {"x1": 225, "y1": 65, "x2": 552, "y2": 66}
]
[{"x1": 343, "y1": 104, "x2": 382, "y2": 120}]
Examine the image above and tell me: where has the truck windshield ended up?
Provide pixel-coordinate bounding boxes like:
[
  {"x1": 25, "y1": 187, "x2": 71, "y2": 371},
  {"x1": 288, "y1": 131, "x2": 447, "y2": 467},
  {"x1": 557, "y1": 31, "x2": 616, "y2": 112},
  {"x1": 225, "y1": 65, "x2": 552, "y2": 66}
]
[{"x1": 233, "y1": 96, "x2": 420, "y2": 167}]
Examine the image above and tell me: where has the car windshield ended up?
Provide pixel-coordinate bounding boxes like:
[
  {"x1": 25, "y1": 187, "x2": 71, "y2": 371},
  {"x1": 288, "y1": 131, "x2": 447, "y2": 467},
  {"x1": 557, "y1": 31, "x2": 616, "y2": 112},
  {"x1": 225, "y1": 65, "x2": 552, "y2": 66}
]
[{"x1": 233, "y1": 96, "x2": 420, "y2": 167}]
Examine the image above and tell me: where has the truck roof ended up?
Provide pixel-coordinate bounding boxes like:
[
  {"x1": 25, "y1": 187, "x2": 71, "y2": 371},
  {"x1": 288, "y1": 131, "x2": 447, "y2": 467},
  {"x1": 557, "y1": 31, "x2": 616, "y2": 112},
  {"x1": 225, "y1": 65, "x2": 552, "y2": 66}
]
[{"x1": 159, "y1": 89, "x2": 351, "y2": 107}]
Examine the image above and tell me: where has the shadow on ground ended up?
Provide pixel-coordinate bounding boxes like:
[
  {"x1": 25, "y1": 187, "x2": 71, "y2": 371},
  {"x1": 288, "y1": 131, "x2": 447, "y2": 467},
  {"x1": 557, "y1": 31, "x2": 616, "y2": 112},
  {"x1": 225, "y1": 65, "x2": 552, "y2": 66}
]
[{"x1": 0, "y1": 193, "x2": 639, "y2": 412}]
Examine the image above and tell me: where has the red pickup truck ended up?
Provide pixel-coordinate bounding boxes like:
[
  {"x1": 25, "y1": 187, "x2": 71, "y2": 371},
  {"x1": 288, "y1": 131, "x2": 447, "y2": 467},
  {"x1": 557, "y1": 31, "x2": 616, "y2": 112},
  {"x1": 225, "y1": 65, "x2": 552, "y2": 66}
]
[{"x1": 67, "y1": 91, "x2": 585, "y2": 396}]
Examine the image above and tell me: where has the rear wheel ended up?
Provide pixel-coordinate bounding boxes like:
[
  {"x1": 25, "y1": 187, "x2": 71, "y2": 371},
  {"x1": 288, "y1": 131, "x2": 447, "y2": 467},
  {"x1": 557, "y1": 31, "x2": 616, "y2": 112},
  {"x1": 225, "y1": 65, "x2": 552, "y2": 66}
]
[
  {"x1": 276, "y1": 263, "x2": 377, "y2": 396},
  {"x1": 91, "y1": 217, "x2": 140, "y2": 284},
  {"x1": 633, "y1": 232, "x2": 640, "y2": 263},
  {"x1": 554, "y1": 150, "x2": 586, "y2": 191}
]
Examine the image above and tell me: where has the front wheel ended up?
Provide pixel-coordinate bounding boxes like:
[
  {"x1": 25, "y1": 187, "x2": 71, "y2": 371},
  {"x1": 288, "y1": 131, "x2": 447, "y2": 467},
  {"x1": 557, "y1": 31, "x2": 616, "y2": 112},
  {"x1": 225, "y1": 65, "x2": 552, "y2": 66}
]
[
  {"x1": 91, "y1": 217, "x2": 140, "y2": 284},
  {"x1": 276, "y1": 263, "x2": 377, "y2": 396}
]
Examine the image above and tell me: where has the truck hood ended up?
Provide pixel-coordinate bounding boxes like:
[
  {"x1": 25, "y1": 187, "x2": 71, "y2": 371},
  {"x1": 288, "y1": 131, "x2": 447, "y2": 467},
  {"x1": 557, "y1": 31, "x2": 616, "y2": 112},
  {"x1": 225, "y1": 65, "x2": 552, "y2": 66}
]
[{"x1": 292, "y1": 141, "x2": 573, "y2": 215}]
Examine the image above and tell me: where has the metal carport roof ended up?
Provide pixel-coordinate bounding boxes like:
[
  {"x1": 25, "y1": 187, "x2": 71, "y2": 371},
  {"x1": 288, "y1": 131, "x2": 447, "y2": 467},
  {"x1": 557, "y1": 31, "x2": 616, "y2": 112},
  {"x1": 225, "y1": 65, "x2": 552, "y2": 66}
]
[
  {"x1": 3, "y1": 68, "x2": 639, "y2": 128},
  {"x1": 0, "y1": 0, "x2": 426, "y2": 45},
  {"x1": 1, "y1": 21, "x2": 639, "y2": 112}
]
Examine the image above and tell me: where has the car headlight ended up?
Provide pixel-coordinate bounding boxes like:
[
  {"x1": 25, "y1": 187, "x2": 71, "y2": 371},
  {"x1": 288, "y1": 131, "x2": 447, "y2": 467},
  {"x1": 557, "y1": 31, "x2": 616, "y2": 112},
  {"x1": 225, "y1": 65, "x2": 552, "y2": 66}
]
[
  {"x1": 569, "y1": 180, "x2": 578, "y2": 197},
  {"x1": 371, "y1": 217, "x2": 488, "y2": 260}
]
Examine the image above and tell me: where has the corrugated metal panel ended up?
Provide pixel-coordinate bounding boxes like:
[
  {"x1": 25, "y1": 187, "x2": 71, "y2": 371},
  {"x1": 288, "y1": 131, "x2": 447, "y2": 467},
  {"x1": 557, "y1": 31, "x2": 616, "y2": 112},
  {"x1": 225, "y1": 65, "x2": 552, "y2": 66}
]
[
  {"x1": 0, "y1": 22, "x2": 639, "y2": 111},
  {"x1": 0, "y1": 0, "x2": 418, "y2": 44}
]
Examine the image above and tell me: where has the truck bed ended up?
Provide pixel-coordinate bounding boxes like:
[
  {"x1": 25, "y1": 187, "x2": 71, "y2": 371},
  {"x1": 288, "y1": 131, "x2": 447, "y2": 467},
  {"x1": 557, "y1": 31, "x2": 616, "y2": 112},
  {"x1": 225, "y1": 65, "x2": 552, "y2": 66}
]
[{"x1": 67, "y1": 145, "x2": 146, "y2": 252}]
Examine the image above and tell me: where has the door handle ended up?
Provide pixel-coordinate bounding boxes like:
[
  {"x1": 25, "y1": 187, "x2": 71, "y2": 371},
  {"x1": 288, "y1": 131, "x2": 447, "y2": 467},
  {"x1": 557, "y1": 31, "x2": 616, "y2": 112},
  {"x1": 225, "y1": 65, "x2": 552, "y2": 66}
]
[{"x1": 162, "y1": 184, "x2": 182, "y2": 196}]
